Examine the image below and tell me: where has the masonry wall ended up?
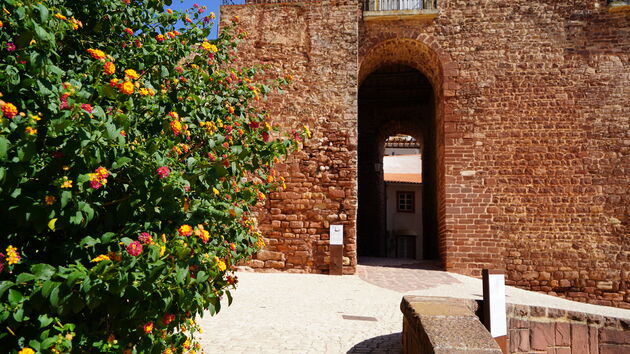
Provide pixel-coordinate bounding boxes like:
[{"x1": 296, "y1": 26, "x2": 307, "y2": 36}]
[
  {"x1": 222, "y1": 0, "x2": 630, "y2": 307},
  {"x1": 221, "y1": 0, "x2": 362, "y2": 274}
]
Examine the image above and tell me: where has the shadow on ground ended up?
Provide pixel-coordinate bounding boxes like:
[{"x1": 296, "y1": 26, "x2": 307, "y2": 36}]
[{"x1": 347, "y1": 332, "x2": 402, "y2": 353}]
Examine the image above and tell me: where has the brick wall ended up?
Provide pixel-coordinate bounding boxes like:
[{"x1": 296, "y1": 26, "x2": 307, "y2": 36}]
[
  {"x1": 506, "y1": 303, "x2": 630, "y2": 353},
  {"x1": 222, "y1": 0, "x2": 630, "y2": 307}
]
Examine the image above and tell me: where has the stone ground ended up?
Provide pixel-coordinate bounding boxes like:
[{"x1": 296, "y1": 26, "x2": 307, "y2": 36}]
[{"x1": 197, "y1": 258, "x2": 630, "y2": 354}]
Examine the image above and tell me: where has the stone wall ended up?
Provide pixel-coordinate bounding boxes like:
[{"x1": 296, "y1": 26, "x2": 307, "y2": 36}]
[
  {"x1": 222, "y1": 0, "x2": 630, "y2": 307},
  {"x1": 221, "y1": 0, "x2": 362, "y2": 274},
  {"x1": 506, "y1": 303, "x2": 630, "y2": 353}
]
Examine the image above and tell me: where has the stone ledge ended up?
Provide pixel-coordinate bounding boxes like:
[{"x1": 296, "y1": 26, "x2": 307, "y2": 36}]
[
  {"x1": 363, "y1": 9, "x2": 439, "y2": 21},
  {"x1": 401, "y1": 296, "x2": 501, "y2": 353}
]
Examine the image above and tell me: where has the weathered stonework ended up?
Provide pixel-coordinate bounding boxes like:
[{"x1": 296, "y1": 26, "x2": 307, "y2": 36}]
[{"x1": 221, "y1": 0, "x2": 630, "y2": 308}]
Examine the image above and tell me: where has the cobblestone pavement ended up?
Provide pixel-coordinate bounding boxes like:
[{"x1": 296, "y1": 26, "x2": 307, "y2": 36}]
[{"x1": 198, "y1": 258, "x2": 630, "y2": 353}]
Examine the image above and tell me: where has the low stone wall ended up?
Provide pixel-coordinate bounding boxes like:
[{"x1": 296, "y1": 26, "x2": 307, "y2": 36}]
[
  {"x1": 401, "y1": 296, "x2": 502, "y2": 353},
  {"x1": 506, "y1": 303, "x2": 630, "y2": 354},
  {"x1": 402, "y1": 297, "x2": 630, "y2": 354}
]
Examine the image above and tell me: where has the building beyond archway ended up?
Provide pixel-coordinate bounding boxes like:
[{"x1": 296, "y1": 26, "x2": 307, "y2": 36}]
[{"x1": 358, "y1": 64, "x2": 440, "y2": 261}]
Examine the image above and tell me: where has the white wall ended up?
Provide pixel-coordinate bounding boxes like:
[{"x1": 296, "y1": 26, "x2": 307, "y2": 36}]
[{"x1": 385, "y1": 182, "x2": 423, "y2": 260}]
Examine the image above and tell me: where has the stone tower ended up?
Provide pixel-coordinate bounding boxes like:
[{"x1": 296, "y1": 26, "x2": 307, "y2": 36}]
[{"x1": 220, "y1": 0, "x2": 630, "y2": 308}]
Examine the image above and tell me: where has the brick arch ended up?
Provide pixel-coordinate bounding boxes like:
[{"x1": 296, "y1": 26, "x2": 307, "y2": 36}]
[{"x1": 358, "y1": 37, "x2": 453, "y2": 265}]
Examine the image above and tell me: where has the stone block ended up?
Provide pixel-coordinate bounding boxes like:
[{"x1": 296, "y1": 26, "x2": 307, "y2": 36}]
[
  {"x1": 264, "y1": 260, "x2": 285, "y2": 268},
  {"x1": 555, "y1": 322, "x2": 571, "y2": 346},
  {"x1": 599, "y1": 328, "x2": 630, "y2": 344},
  {"x1": 530, "y1": 322, "x2": 554, "y2": 350},
  {"x1": 570, "y1": 324, "x2": 589, "y2": 354},
  {"x1": 257, "y1": 250, "x2": 286, "y2": 261}
]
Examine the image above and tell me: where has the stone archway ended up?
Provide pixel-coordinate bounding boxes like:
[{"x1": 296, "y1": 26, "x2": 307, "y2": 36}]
[{"x1": 357, "y1": 38, "x2": 447, "y2": 264}]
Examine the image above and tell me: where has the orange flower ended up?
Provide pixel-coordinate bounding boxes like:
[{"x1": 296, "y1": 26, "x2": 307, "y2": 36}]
[
  {"x1": 1, "y1": 102, "x2": 18, "y2": 119},
  {"x1": 124, "y1": 69, "x2": 139, "y2": 80},
  {"x1": 87, "y1": 48, "x2": 106, "y2": 60},
  {"x1": 194, "y1": 224, "x2": 210, "y2": 243},
  {"x1": 104, "y1": 61, "x2": 115, "y2": 75},
  {"x1": 178, "y1": 224, "x2": 193, "y2": 237},
  {"x1": 170, "y1": 120, "x2": 182, "y2": 136},
  {"x1": 166, "y1": 9, "x2": 173, "y2": 14},
  {"x1": 124, "y1": 27, "x2": 134, "y2": 35},
  {"x1": 156, "y1": 34, "x2": 165, "y2": 42},
  {"x1": 119, "y1": 81, "x2": 134, "y2": 95}
]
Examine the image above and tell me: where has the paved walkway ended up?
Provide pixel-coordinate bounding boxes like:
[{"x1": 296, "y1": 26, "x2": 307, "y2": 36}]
[{"x1": 198, "y1": 258, "x2": 630, "y2": 353}]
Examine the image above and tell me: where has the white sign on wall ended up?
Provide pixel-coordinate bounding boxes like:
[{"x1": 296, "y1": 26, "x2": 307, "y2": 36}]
[
  {"x1": 488, "y1": 273, "x2": 507, "y2": 337},
  {"x1": 329, "y1": 225, "x2": 344, "y2": 245}
]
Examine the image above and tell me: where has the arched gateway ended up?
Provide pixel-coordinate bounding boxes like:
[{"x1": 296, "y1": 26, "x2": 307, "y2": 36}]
[
  {"x1": 220, "y1": 0, "x2": 630, "y2": 308},
  {"x1": 357, "y1": 38, "x2": 447, "y2": 264}
]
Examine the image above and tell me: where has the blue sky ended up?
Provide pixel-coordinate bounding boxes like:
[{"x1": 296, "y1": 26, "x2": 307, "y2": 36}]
[{"x1": 166, "y1": 0, "x2": 222, "y2": 38}]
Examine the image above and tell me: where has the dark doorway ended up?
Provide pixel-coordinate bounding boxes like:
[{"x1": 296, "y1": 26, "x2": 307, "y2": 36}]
[{"x1": 357, "y1": 64, "x2": 439, "y2": 260}]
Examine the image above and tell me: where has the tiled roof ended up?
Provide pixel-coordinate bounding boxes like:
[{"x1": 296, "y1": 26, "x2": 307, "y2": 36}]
[{"x1": 384, "y1": 173, "x2": 422, "y2": 184}]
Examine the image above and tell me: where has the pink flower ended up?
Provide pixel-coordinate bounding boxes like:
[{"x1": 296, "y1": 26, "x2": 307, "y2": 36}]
[
  {"x1": 126, "y1": 241, "x2": 143, "y2": 256},
  {"x1": 138, "y1": 232, "x2": 152, "y2": 244},
  {"x1": 6, "y1": 42, "x2": 16, "y2": 52},
  {"x1": 81, "y1": 104, "x2": 93, "y2": 113},
  {"x1": 156, "y1": 166, "x2": 170, "y2": 179}
]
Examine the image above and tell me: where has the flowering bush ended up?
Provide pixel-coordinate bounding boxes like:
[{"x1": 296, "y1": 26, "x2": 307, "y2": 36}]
[{"x1": 0, "y1": 0, "x2": 305, "y2": 352}]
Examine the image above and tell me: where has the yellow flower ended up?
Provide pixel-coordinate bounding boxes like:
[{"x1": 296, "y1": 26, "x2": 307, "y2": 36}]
[
  {"x1": 45, "y1": 195, "x2": 56, "y2": 205},
  {"x1": 69, "y1": 17, "x2": 82, "y2": 30},
  {"x1": 18, "y1": 348, "x2": 35, "y2": 354},
  {"x1": 91, "y1": 254, "x2": 110, "y2": 263},
  {"x1": 139, "y1": 88, "x2": 150, "y2": 96},
  {"x1": 159, "y1": 245, "x2": 166, "y2": 257},
  {"x1": 6, "y1": 245, "x2": 20, "y2": 265},
  {"x1": 54, "y1": 13, "x2": 67, "y2": 20},
  {"x1": 124, "y1": 69, "x2": 139, "y2": 80},
  {"x1": 304, "y1": 125, "x2": 311, "y2": 138},
  {"x1": 201, "y1": 41, "x2": 217, "y2": 53},
  {"x1": 87, "y1": 48, "x2": 106, "y2": 60},
  {"x1": 212, "y1": 187, "x2": 219, "y2": 195},
  {"x1": 215, "y1": 257, "x2": 227, "y2": 272},
  {"x1": 119, "y1": 81, "x2": 134, "y2": 95},
  {"x1": 25, "y1": 126, "x2": 37, "y2": 135},
  {"x1": 209, "y1": 12, "x2": 216, "y2": 19},
  {"x1": 60, "y1": 177, "x2": 73, "y2": 189}
]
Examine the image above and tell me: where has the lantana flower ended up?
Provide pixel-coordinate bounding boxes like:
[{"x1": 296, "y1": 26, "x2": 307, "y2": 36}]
[
  {"x1": 156, "y1": 166, "x2": 170, "y2": 179},
  {"x1": 104, "y1": 61, "x2": 115, "y2": 75},
  {"x1": 6, "y1": 245, "x2": 20, "y2": 265},
  {"x1": 138, "y1": 232, "x2": 152, "y2": 244},
  {"x1": 87, "y1": 48, "x2": 106, "y2": 60},
  {"x1": 178, "y1": 224, "x2": 193, "y2": 237},
  {"x1": 194, "y1": 224, "x2": 210, "y2": 243},
  {"x1": 2, "y1": 102, "x2": 18, "y2": 119},
  {"x1": 119, "y1": 81, "x2": 134, "y2": 95},
  {"x1": 124, "y1": 69, "x2": 139, "y2": 80},
  {"x1": 126, "y1": 241, "x2": 143, "y2": 256},
  {"x1": 91, "y1": 254, "x2": 110, "y2": 263},
  {"x1": 143, "y1": 322, "x2": 153, "y2": 334}
]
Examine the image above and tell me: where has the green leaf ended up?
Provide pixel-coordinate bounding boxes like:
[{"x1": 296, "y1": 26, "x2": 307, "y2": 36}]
[
  {"x1": 31, "y1": 263, "x2": 56, "y2": 280},
  {"x1": 13, "y1": 308, "x2": 24, "y2": 322},
  {"x1": 33, "y1": 23, "x2": 52, "y2": 42},
  {"x1": 79, "y1": 236, "x2": 99, "y2": 247},
  {"x1": 0, "y1": 281, "x2": 14, "y2": 298},
  {"x1": 60, "y1": 191, "x2": 71, "y2": 208},
  {"x1": 37, "y1": 3, "x2": 49, "y2": 23},
  {"x1": 227, "y1": 290, "x2": 233, "y2": 306},
  {"x1": 16, "y1": 273, "x2": 35, "y2": 283},
  {"x1": 50, "y1": 285, "x2": 60, "y2": 307},
  {"x1": 38, "y1": 314, "x2": 54, "y2": 328},
  {"x1": 41, "y1": 280, "x2": 59, "y2": 298},
  {"x1": 0, "y1": 137, "x2": 9, "y2": 161},
  {"x1": 8, "y1": 289, "x2": 23, "y2": 306}
]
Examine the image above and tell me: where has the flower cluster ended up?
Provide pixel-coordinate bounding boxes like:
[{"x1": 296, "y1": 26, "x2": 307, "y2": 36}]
[
  {"x1": 88, "y1": 166, "x2": 109, "y2": 189},
  {"x1": 87, "y1": 48, "x2": 106, "y2": 60},
  {"x1": 1, "y1": 102, "x2": 18, "y2": 119}
]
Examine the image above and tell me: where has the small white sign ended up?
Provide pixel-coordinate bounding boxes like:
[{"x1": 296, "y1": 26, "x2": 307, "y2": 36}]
[
  {"x1": 329, "y1": 225, "x2": 343, "y2": 245},
  {"x1": 488, "y1": 273, "x2": 507, "y2": 337}
]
